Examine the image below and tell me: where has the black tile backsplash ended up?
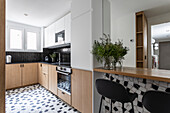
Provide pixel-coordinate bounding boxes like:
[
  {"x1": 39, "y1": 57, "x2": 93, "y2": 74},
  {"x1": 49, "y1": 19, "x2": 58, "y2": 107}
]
[
  {"x1": 6, "y1": 52, "x2": 43, "y2": 63},
  {"x1": 6, "y1": 47, "x2": 71, "y2": 63},
  {"x1": 43, "y1": 47, "x2": 71, "y2": 63}
]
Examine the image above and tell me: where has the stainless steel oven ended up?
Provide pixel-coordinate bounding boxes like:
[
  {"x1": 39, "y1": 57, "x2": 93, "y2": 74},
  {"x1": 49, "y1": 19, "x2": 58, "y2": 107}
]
[{"x1": 56, "y1": 66, "x2": 72, "y2": 95}]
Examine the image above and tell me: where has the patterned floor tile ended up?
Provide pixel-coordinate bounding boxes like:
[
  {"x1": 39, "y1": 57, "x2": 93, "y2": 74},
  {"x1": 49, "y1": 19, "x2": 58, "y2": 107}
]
[{"x1": 6, "y1": 84, "x2": 80, "y2": 113}]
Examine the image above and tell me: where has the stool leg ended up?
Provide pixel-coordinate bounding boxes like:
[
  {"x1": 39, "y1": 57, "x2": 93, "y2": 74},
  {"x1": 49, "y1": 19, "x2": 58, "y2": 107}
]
[
  {"x1": 122, "y1": 103, "x2": 125, "y2": 113},
  {"x1": 110, "y1": 100, "x2": 112, "y2": 113},
  {"x1": 99, "y1": 96, "x2": 103, "y2": 113},
  {"x1": 131, "y1": 102, "x2": 134, "y2": 113}
]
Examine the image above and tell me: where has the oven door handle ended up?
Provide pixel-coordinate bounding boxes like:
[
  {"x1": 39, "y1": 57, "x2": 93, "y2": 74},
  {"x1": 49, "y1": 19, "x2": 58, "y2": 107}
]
[{"x1": 57, "y1": 71, "x2": 70, "y2": 76}]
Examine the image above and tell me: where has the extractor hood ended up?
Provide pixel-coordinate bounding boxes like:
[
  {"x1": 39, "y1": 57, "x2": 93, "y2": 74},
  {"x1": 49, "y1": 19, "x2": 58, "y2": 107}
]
[{"x1": 46, "y1": 43, "x2": 71, "y2": 49}]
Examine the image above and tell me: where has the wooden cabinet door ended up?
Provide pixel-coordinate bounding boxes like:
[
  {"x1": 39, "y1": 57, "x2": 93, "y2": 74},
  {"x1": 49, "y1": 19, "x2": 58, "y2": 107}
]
[
  {"x1": 5, "y1": 64, "x2": 22, "y2": 89},
  {"x1": 71, "y1": 69, "x2": 92, "y2": 113},
  {"x1": 41, "y1": 64, "x2": 49, "y2": 89},
  {"x1": 22, "y1": 63, "x2": 38, "y2": 86},
  {"x1": 49, "y1": 65, "x2": 57, "y2": 95},
  {"x1": 38, "y1": 63, "x2": 42, "y2": 85}
]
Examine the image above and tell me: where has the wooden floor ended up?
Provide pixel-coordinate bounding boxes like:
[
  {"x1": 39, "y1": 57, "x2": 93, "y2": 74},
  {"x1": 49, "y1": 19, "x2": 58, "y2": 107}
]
[{"x1": 0, "y1": 0, "x2": 5, "y2": 112}]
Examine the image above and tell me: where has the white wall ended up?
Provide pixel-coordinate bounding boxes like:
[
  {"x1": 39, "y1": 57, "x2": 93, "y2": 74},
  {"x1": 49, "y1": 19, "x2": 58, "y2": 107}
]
[
  {"x1": 103, "y1": 0, "x2": 111, "y2": 35},
  {"x1": 92, "y1": 0, "x2": 103, "y2": 68},
  {"x1": 71, "y1": 0, "x2": 93, "y2": 71},
  {"x1": 71, "y1": 12, "x2": 93, "y2": 70},
  {"x1": 91, "y1": 0, "x2": 103, "y2": 113},
  {"x1": 111, "y1": 13, "x2": 136, "y2": 67},
  {"x1": 71, "y1": 0, "x2": 91, "y2": 19}
]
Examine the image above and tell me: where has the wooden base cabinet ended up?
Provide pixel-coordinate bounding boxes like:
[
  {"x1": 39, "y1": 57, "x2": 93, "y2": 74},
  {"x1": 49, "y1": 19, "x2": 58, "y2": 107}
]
[
  {"x1": 71, "y1": 69, "x2": 92, "y2": 113},
  {"x1": 5, "y1": 64, "x2": 22, "y2": 89},
  {"x1": 49, "y1": 65, "x2": 58, "y2": 95},
  {"x1": 6, "y1": 63, "x2": 38, "y2": 89},
  {"x1": 38, "y1": 63, "x2": 42, "y2": 85},
  {"x1": 58, "y1": 89, "x2": 71, "y2": 105},
  {"x1": 41, "y1": 64, "x2": 49, "y2": 89},
  {"x1": 22, "y1": 63, "x2": 38, "y2": 86}
]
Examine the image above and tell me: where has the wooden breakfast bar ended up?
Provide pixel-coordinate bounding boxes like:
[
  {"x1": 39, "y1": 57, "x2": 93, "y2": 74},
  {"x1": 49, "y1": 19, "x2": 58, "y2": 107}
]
[
  {"x1": 93, "y1": 67, "x2": 170, "y2": 113},
  {"x1": 94, "y1": 67, "x2": 170, "y2": 83}
]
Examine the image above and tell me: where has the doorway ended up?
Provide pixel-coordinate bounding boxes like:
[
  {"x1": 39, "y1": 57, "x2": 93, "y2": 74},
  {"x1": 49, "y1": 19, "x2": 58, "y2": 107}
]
[{"x1": 151, "y1": 22, "x2": 170, "y2": 70}]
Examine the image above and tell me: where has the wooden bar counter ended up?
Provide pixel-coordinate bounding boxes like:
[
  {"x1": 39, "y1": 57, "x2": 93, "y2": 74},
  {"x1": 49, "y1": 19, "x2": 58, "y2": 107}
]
[{"x1": 94, "y1": 67, "x2": 170, "y2": 83}]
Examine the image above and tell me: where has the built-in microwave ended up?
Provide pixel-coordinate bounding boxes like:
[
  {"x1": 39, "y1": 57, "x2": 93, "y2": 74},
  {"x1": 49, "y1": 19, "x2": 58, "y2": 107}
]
[{"x1": 55, "y1": 30, "x2": 65, "y2": 43}]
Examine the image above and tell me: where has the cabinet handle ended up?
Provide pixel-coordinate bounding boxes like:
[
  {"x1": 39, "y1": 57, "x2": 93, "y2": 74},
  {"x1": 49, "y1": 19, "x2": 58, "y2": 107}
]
[
  {"x1": 62, "y1": 92, "x2": 65, "y2": 94},
  {"x1": 20, "y1": 64, "x2": 24, "y2": 67},
  {"x1": 40, "y1": 64, "x2": 42, "y2": 67},
  {"x1": 145, "y1": 55, "x2": 147, "y2": 60}
]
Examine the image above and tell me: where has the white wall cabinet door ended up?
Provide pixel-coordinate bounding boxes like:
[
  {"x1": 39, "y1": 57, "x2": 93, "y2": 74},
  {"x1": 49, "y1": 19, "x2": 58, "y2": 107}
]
[
  {"x1": 44, "y1": 16, "x2": 66, "y2": 47},
  {"x1": 55, "y1": 17, "x2": 65, "y2": 33},
  {"x1": 65, "y1": 13, "x2": 71, "y2": 43},
  {"x1": 44, "y1": 27, "x2": 50, "y2": 47}
]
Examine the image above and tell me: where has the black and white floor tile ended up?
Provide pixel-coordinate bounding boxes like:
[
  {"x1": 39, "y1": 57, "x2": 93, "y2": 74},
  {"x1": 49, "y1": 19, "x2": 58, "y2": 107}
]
[
  {"x1": 6, "y1": 84, "x2": 80, "y2": 113},
  {"x1": 102, "y1": 73, "x2": 170, "y2": 113}
]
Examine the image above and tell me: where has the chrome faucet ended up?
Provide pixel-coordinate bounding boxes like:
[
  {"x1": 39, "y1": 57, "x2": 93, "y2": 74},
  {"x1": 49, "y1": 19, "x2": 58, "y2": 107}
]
[{"x1": 54, "y1": 52, "x2": 61, "y2": 65}]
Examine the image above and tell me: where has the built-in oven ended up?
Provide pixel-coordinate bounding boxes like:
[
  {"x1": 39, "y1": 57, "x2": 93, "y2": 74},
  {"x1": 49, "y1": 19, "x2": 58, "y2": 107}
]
[{"x1": 56, "y1": 66, "x2": 72, "y2": 95}]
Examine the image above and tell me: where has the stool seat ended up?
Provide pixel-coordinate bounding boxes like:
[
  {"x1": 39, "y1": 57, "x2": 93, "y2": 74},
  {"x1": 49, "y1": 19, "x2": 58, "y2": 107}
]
[
  {"x1": 96, "y1": 79, "x2": 137, "y2": 113},
  {"x1": 142, "y1": 90, "x2": 170, "y2": 113}
]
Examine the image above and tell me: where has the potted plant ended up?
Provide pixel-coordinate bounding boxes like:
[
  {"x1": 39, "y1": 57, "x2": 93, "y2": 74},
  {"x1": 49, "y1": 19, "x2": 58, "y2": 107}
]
[
  {"x1": 92, "y1": 34, "x2": 129, "y2": 69},
  {"x1": 50, "y1": 53, "x2": 56, "y2": 63},
  {"x1": 111, "y1": 40, "x2": 129, "y2": 68}
]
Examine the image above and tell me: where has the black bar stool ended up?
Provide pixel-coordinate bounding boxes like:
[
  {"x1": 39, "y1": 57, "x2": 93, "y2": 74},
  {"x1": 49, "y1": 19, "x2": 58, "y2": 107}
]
[
  {"x1": 142, "y1": 90, "x2": 170, "y2": 113},
  {"x1": 96, "y1": 79, "x2": 137, "y2": 113}
]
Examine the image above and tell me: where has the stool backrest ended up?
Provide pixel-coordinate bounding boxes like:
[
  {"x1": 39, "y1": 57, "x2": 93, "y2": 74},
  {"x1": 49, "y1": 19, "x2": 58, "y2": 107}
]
[
  {"x1": 142, "y1": 90, "x2": 170, "y2": 113},
  {"x1": 96, "y1": 79, "x2": 129, "y2": 103}
]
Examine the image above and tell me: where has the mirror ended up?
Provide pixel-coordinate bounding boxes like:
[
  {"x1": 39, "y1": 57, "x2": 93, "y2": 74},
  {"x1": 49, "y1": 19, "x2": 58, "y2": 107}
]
[{"x1": 102, "y1": 0, "x2": 170, "y2": 70}]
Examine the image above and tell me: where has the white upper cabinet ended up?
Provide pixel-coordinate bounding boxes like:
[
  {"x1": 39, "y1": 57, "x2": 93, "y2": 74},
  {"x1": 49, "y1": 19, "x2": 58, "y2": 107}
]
[
  {"x1": 44, "y1": 13, "x2": 71, "y2": 48},
  {"x1": 65, "y1": 13, "x2": 71, "y2": 43}
]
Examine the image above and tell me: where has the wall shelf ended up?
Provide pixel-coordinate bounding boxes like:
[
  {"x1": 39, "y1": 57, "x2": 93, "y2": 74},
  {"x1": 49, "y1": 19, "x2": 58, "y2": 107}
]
[
  {"x1": 137, "y1": 31, "x2": 143, "y2": 34},
  {"x1": 136, "y1": 11, "x2": 148, "y2": 68}
]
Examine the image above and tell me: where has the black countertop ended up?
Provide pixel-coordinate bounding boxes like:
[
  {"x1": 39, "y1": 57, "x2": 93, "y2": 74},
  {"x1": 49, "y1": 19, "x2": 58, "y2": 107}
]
[
  {"x1": 6, "y1": 62, "x2": 57, "y2": 65},
  {"x1": 6, "y1": 62, "x2": 71, "y2": 67}
]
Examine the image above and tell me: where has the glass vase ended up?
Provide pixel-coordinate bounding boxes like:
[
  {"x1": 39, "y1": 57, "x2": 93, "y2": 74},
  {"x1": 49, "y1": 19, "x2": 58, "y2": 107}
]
[
  {"x1": 104, "y1": 57, "x2": 113, "y2": 70},
  {"x1": 113, "y1": 60, "x2": 123, "y2": 69}
]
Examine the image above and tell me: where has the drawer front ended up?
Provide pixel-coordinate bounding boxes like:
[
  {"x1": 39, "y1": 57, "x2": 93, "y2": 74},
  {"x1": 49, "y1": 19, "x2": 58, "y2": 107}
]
[
  {"x1": 58, "y1": 89, "x2": 71, "y2": 105},
  {"x1": 42, "y1": 64, "x2": 48, "y2": 74}
]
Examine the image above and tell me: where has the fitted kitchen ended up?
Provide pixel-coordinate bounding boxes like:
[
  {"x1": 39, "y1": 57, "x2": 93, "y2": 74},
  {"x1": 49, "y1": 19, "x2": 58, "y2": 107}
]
[
  {"x1": 5, "y1": 0, "x2": 92, "y2": 113},
  {"x1": 3, "y1": 0, "x2": 170, "y2": 113}
]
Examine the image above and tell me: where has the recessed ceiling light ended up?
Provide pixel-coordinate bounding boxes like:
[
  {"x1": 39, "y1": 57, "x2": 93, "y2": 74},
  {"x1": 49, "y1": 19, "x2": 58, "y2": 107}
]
[{"x1": 24, "y1": 13, "x2": 28, "y2": 16}]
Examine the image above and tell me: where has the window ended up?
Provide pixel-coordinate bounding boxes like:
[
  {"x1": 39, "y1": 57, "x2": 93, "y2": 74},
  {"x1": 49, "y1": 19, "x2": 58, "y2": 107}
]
[
  {"x1": 26, "y1": 32, "x2": 37, "y2": 50},
  {"x1": 9, "y1": 29, "x2": 23, "y2": 50},
  {"x1": 6, "y1": 22, "x2": 41, "y2": 52}
]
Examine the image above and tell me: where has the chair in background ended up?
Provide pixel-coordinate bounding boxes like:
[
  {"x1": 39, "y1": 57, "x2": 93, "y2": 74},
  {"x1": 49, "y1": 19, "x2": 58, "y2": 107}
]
[
  {"x1": 96, "y1": 79, "x2": 137, "y2": 113},
  {"x1": 142, "y1": 90, "x2": 170, "y2": 113}
]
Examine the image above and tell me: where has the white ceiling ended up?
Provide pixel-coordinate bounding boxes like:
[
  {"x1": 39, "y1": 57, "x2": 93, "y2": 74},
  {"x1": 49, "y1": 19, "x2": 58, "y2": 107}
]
[
  {"x1": 6, "y1": 0, "x2": 71, "y2": 27},
  {"x1": 111, "y1": 0, "x2": 170, "y2": 19},
  {"x1": 152, "y1": 22, "x2": 170, "y2": 41}
]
